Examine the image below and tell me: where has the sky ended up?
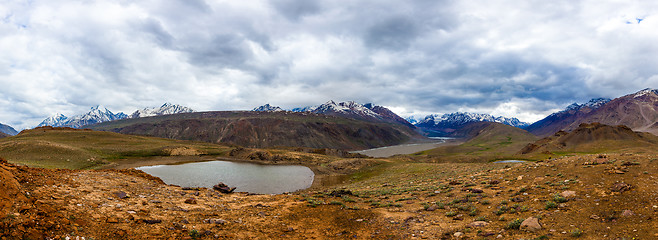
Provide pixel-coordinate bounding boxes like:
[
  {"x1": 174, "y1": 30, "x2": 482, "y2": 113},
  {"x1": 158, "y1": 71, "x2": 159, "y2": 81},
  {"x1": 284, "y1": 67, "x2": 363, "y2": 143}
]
[{"x1": 1, "y1": 0, "x2": 658, "y2": 130}]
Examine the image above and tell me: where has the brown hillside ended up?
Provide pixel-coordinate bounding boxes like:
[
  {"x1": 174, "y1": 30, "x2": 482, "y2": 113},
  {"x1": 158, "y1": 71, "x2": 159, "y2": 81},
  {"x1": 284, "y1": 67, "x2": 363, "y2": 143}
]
[
  {"x1": 520, "y1": 122, "x2": 658, "y2": 154},
  {"x1": 528, "y1": 89, "x2": 658, "y2": 137},
  {"x1": 88, "y1": 111, "x2": 422, "y2": 150}
]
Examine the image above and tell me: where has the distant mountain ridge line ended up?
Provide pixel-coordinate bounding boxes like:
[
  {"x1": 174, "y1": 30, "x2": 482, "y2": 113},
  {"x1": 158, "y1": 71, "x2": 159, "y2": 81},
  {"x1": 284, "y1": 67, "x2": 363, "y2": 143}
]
[
  {"x1": 37, "y1": 103, "x2": 194, "y2": 128},
  {"x1": 526, "y1": 88, "x2": 658, "y2": 137}
]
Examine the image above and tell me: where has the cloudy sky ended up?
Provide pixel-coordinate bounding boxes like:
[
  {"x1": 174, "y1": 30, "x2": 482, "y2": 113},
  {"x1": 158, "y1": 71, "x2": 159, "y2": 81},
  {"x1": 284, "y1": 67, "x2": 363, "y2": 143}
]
[{"x1": 1, "y1": 0, "x2": 657, "y2": 129}]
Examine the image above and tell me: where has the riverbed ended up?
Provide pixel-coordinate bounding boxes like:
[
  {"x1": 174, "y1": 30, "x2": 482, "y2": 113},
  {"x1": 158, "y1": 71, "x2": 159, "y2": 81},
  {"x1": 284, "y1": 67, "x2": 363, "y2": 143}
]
[{"x1": 352, "y1": 138, "x2": 460, "y2": 157}]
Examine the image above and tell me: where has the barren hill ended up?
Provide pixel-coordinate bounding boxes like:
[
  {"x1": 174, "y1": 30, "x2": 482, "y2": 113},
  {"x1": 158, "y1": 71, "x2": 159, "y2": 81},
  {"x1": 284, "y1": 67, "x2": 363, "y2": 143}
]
[
  {"x1": 88, "y1": 111, "x2": 422, "y2": 150},
  {"x1": 417, "y1": 122, "x2": 538, "y2": 162},
  {"x1": 520, "y1": 122, "x2": 658, "y2": 155}
]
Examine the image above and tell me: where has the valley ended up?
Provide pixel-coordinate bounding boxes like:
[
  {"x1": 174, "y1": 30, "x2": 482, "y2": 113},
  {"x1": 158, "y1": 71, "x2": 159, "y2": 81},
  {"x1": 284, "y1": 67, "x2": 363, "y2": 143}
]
[{"x1": 2, "y1": 89, "x2": 658, "y2": 239}]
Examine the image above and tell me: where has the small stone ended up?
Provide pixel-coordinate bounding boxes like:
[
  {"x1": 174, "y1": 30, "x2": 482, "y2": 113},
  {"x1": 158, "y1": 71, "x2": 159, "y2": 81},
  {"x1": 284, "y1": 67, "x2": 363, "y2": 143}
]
[
  {"x1": 610, "y1": 183, "x2": 632, "y2": 193},
  {"x1": 517, "y1": 176, "x2": 523, "y2": 180},
  {"x1": 453, "y1": 232, "x2": 464, "y2": 237},
  {"x1": 621, "y1": 210, "x2": 634, "y2": 217},
  {"x1": 107, "y1": 217, "x2": 119, "y2": 223},
  {"x1": 469, "y1": 188, "x2": 484, "y2": 193},
  {"x1": 520, "y1": 217, "x2": 542, "y2": 232},
  {"x1": 560, "y1": 190, "x2": 576, "y2": 198},
  {"x1": 203, "y1": 218, "x2": 227, "y2": 225},
  {"x1": 467, "y1": 221, "x2": 489, "y2": 228},
  {"x1": 426, "y1": 205, "x2": 438, "y2": 211},
  {"x1": 114, "y1": 191, "x2": 128, "y2": 199},
  {"x1": 590, "y1": 214, "x2": 600, "y2": 220},
  {"x1": 452, "y1": 214, "x2": 464, "y2": 220},
  {"x1": 184, "y1": 198, "x2": 197, "y2": 204},
  {"x1": 497, "y1": 234, "x2": 503, "y2": 238},
  {"x1": 142, "y1": 219, "x2": 162, "y2": 224}
]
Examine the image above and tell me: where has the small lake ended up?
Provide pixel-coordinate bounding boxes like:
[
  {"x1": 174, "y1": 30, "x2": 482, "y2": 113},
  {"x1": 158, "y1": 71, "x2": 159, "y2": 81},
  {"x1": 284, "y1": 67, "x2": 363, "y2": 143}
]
[
  {"x1": 136, "y1": 160, "x2": 314, "y2": 194},
  {"x1": 493, "y1": 160, "x2": 527, "y2": 163}
]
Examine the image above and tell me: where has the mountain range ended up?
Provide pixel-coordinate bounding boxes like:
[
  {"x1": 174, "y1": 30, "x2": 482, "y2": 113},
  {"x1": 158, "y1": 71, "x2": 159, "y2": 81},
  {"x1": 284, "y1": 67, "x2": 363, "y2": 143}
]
[
  {"x1": 527, "y1": 88, "x2": 658, "y2": 136},
  {"x1": 413, "y1": 112, "x2": 529, "y2": 137},
  {"x1": 253, "y1": 101, "x2": 414, "y2": 127},
  {"x1": 0, "y1": 123, "x2": 18, "y2": 136},
  {"x1": 37, "y1": 103, "x2": 193, "y2": 128}
]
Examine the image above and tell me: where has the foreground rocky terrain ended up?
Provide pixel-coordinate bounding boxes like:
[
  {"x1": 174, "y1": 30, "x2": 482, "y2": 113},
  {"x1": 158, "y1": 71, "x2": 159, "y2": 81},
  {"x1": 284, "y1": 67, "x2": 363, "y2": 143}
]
[{"x1": 2, "y1": 151, "x2": 657, "y2": 239}]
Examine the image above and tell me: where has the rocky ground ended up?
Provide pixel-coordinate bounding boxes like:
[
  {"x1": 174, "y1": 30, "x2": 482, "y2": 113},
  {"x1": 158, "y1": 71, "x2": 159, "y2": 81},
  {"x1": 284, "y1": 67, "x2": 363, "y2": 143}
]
[{"x1": 1, "y1": 152, "x2": 657, "y2": 239}]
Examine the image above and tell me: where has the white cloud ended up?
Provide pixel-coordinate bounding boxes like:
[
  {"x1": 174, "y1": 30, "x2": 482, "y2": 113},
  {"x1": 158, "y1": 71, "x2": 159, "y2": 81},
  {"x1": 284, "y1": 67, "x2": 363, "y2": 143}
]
[{"x1": 1, "y1": 0, "x2": 658, "y2": 130}]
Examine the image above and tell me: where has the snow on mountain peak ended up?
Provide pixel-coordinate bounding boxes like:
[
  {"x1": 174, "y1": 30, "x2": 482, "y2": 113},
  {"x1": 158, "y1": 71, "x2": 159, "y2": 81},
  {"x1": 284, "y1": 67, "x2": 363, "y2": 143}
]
[
  {"x1": 632, "y1": 88, "x2": 658, "y2": 98},
  {"x1": 130, "y1": 103, "x2": 194, "y2": 118},
  {"x1": 417, "y1": 112, "x2": 529, "y2": 128},
  {"x1": 252, "y1": 104, "x2": 284, "y2": 112}
]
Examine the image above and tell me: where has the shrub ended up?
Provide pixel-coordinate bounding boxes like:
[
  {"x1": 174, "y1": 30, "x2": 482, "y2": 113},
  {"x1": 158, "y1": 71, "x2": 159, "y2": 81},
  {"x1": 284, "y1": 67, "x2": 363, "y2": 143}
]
[{"x1": 506, "y1": 218, "x2": 525, "y2": 230}]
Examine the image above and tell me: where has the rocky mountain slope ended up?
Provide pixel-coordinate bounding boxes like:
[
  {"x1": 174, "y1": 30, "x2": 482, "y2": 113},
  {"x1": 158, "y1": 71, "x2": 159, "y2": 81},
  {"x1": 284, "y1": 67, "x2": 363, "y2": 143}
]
[
  {"x1": 88, "y1": 111, "x2": 422, "y2": 150},
  {"x1": 252, "y1": 104, "x2": 284, "y2": 112},
  {"x1": 37, "y1": 103, "x2": 193, "y2": 128},
  {"x1": 129, "y1": 103, "x2": 194, "y2": 118},
  {"x1": 0, "y1": 123, "x2": 18, "y2": 136},
  {"x1": 287, "y1": 101, "x2": 414, "y2": 127},
  {"x1": 414, "y1": 112, "x2": 529, "y2": 137},
  {"x1": 527, "y1": 89, "x2": 658, "y2": 137}
]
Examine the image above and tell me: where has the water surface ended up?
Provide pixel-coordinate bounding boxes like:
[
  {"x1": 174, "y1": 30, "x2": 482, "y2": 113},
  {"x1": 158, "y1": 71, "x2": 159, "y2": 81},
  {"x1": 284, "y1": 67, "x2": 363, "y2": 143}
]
[{"x1": 137, "y1": 160, "x2": 314, "y2": 194}]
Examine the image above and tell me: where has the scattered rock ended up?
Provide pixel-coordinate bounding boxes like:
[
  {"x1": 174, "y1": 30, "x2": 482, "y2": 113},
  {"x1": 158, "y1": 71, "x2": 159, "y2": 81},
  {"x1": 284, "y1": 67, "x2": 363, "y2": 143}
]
[
  {"x1": 621, "y1": 161, "x2": 640, "y2": 166},
  {"x1": 590, "y1": 214, "x2": 600, "y2": 220},
  {"x1": 469, "y1": 188, "x2": 484, "y2": 193},
  {"x1": 204, "y1": 218, "x2": 227, "y2": 225},
  {"x1": 467, "y1": 221, "x2": 489, "y2": 228},
  {"x1": 517, "y1": 176, "x2": 523, "y2": 180},
  {"x1": 114, "y1": 191, "x2": 128, "y2": 199},
  {"x1": 452, "y1": 214, "x2": 464, "y2": 220},
  {"x1": 184, "y1": 198, "x2": 197, "y2": 204},
  {"x1": 560, "y1": 190, "x2": 576, "y2": 198},
  {"x1": 425, "y1": 205, "x2": 438, "y2": 211},
  {"x1": 453, "y1": 232, "x2": 464, "y2": 237},
  {"x1": 142, "y1": 219, "x2": 162, "y2": 224},
  {"x1": 213, "y1": 182, "x2": 236, "y2": 194},
  {"x1": 328, "y1": 189, "x2": 353, "y2": 197},
  {"x1": 448, "y1": 180, "x2": 461, "y2": 185},
  {"x1": 489, "y1": 180, "x2": 500, "y2": 185},
  {"x1": 520, "y1": 217, "x2": 542, "y2": 232},
  {"x1": 621, "y1": 210, "x2": 634, "y2": 217},
  {"x1": 610, "y1": 183, "x2": 632, "y2": 193},
  {"x1": 106, "y1": 217, "x2": 119, "y2": 223},
  {"x1": 510, "y1": 197, "x2": 525, "y2": 202}
]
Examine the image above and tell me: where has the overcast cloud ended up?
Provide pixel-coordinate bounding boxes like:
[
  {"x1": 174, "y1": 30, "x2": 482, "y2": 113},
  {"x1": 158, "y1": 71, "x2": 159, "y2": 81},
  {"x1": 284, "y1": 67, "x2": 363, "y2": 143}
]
[{"x1": 1, "y1": 0, "x2": 658, "y2": 129}]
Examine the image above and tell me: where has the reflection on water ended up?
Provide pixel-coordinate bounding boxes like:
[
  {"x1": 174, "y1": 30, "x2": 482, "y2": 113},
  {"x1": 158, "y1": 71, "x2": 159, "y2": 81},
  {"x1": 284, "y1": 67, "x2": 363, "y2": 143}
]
[
  {"x1": 493, "y1": 160, "x2": 527, "y2": 163},
  {"x1": 137, "y1": 161, "x2": 314, "y2": 194}
]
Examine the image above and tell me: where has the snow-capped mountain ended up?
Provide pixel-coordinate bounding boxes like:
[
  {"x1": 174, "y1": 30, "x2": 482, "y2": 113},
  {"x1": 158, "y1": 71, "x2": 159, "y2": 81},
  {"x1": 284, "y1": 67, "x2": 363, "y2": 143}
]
[
  {"x1": 130, "y1": 103, "x2": 194, "y2": 118},
  {"x1": 527, "y1": 88, "x2": 658, "y2": 136},
  {"x1": 416, "y1": 112, "x2": 529, "y2": 129},
  {"x1": 405, "y1": 116, "x2": 418, "y2": 124},
  {"x1": 37, "y1": 106, "x2": 128, "y2": 128},
  {"x1": 38, "y1": 103, "x2": 195, "y2": 129},
  {"x1": 563, "y1": 98, "x2": 611, "y2": 112},
  {"x1": 0, "y1": 122, "x2": 18, "y2": 136},
  {"x1": 252, "y1": 104, "x2": 284, "y2": 112},
  {"x1": 288, "y1": 101, "x2": 413, "y2": 127},
  {"x1": 37, "y1": 113, "x2": 69, "y2": 128}
]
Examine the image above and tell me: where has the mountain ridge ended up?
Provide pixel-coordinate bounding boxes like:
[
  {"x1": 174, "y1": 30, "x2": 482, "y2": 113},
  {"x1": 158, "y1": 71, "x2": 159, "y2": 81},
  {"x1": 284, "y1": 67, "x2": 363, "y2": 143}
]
[
  {"x1": 0, "y1": 123, "x2": 18, "y2": 136},
  {"x1": 526, "y1": 88, "x2": 658, "y2": 137},
  {"x1": 37, "y1": 103, "x2": 193, "y2": 128}
]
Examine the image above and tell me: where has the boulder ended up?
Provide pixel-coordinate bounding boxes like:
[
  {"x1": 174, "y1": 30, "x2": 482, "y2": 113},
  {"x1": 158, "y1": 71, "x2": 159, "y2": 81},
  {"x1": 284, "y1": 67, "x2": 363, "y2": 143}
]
[
  {"x1": 213, "y1": 182, "x2": 236, "y2": 194},
  {"x1": 520, "y1": 217, "x2": 542, "y2": 232}
]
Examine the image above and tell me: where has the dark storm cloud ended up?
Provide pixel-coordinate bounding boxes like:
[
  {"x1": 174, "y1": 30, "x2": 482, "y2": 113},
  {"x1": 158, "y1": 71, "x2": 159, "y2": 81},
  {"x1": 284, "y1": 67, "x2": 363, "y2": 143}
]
[
  {"x1": 365, "y1": 16, "x2": 420, "y2": 50},
  {"x1": 271, "y1": 0, "x2": 321, "y2": 21}
]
